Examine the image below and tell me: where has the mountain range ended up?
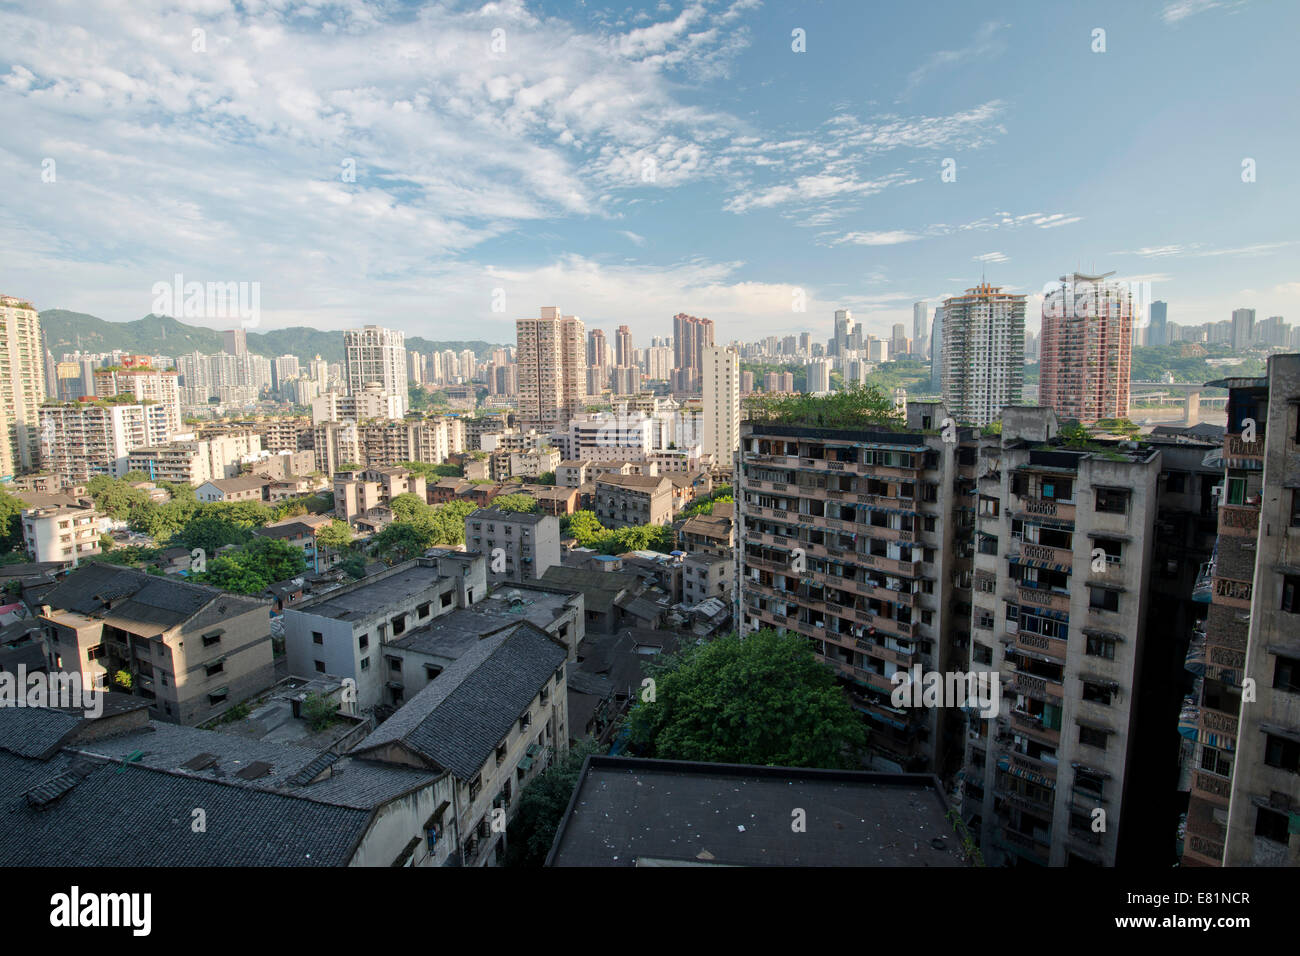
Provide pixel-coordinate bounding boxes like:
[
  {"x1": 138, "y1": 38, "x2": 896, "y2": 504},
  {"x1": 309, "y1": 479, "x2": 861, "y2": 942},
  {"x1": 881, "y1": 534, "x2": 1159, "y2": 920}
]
[{"x1": 39, "y1": 310, "x2": 503, "y2": 365}]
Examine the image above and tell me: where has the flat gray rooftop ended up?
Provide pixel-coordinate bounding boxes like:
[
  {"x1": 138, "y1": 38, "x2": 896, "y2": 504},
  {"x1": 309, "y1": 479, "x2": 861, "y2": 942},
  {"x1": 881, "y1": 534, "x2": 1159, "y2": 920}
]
[
  {"x1": 547, "y1": 757, "x2": 967, "y2": 867},
  {"x1": 391, "y1": 587, "x2": 574, "y2": 661},
  {"x1": 302, "y1": 565, "x2": 444, "y2": 622}
]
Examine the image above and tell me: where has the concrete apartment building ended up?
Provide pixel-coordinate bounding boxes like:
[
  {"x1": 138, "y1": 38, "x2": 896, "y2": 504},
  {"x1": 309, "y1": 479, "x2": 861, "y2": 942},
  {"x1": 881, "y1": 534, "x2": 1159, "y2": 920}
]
[
  {"x1": 23, "y1": 497, "x2": 100, "y2": 564},
  {"x1": 283, "y1": 554, "x2": 487, "y2": 711},
  {"x1": 702, "y1": 345, "x2": 740, "y2": 478},
  {"x1": 466, "y1": 508, "x2": 561, "y2": 584},
  {"x1": 516, "y1": 307, "x2": 585, "y2": 431},
  {"x1": 252, "y1": 513, "x2": 339, "y2": 573},
  {"x1": 344, "y1": 326, "x2": 408, "y2": 415},
  {"x1": 334, "y1": 466, "x2": 428, "y2": 524},
  {"x1": 941, "y1": 282, "x2": 1027, "y2": 426},
  {"x1": 1039, "y1": 272, "x2": 1134, "y2": 425},
  {"x1": 957, "y1": 407, "x2": 1160, "y2": 867},
  {"x1": 93, "y1": 361, "x2": 183, "y2": 436},
  {"x1": 357, "y1": 416, "x2": 464, "y2": 468},
  {"x1": 682, "y1": 551, "x2": 732, "y2": 608},
  {"x1": 0, "y1": 294, "x2": 48, "y2": 475},
  {"x1": 508, "y1": 446, "x2": 560, "y2": 479},
  {"x1": 594, "y1": 474, "x2": 674, "y2": 528},
  {"x1": 40, "y1": 564, "x2": 275, "y2": 725},
  {"x1": 1181, "y1": 355, "x2": 1300, "y2": 867},
  {"x1": 737, "y1": 401, "x2": 976, "y2": 775},
  {"x1": 39, "y1": 401, "x2": 174, "y2": 481},
  {"x1": 353, "y1": 621, "x2": 569, "y2": 866},
  {"x1": 127, "y1": 432, "x2": 263, "y2": 486}
]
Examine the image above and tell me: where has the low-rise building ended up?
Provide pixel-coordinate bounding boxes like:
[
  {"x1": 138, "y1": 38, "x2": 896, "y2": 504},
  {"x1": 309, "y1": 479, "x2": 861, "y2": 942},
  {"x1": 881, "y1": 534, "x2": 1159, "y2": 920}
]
[
  {"x1": 282, "y1": 554, "x2": 487, "y2": 710},
  {"x1": 22, "y1": 498, "x2": 101, "y2": 564},
  {"x1": 681, "y1": 551, "x2": 733, "y2": 607},
  {"x1": 334, "y1": 466, "x2": 428, "y2": 524},
  {"x1": 557, "y1": 459, "x2": 592, "y2": 488},
  {"x1": 466, "y1": 508, "x2": 561, "y2": 584},
  {"x1": 252, "y1": 513, "x2": 339, "y2": 573},
  {"x1": 594, "y1": 474, "x2": 673, "y2": 528},
  {"x1": 195, "y1": 475, "x2": 270, "y2": 503},
  {"x1": 353, "y1": 621, "x2": 569, "y2": 866},
  {"x1": 40, "y1": 564, "x2": 275, "y2": 725}
]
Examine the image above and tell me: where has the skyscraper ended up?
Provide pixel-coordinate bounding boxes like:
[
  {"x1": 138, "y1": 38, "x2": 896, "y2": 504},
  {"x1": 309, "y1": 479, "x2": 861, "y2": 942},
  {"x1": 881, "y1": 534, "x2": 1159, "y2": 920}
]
[
  {"x1": 1039, "y1": 272, "x2": 1133, "y2": 425},
  {"x1": 833, "y1": 309, "x2": 855, "y2": 357},
  {"x1": 1231, "y1": 308, "x2": 1256, "y2": 351},
  {"x1": 913, "y1": 301, "x2": 929, "y2": 360},
  {"x1": 0, "y1": 294, "x2": 48, "y2": 474},
  {"x1": 516, "y1": 307, "x2": 586, "y2": 430},
  {"x1": 891, "y1": 323, "x2": 908, "y2": 359},
  {"x1": 1148, "y1": 301, "x2": 1168, "y2": 348},
  {"x1": 223, "y1": 328, "x2": 248, "y2": 355},
  {"x1": 615, "y1": 325, "x2": 633, "y2": 369},
  {"x1": 941, "y1": 283, "x2": 1026, "y2": 426},
  {"x1": 344, "y1": 326, "x2": 408, "y2": 415},
  {"x1": 929, "y1": 306, "x2": 945, "y2": 395},
  {"x1": 702, "y1": 346, "x2": 740, "y2": 474},
  {"x1": 672, "y1": 313, "x2": 714, "y2": 393}
]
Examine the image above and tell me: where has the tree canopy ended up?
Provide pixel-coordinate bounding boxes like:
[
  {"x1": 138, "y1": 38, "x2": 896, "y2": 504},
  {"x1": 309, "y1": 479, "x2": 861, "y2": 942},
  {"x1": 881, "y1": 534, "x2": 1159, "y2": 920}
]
[{"x1": 626, "y1": 628, "x2": 867, "y2": 769}]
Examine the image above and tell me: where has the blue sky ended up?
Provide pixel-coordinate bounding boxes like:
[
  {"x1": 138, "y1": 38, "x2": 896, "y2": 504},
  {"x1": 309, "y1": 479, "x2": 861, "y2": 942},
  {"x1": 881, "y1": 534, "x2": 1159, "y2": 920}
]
[{"x1": 0, "y1": 0, "x2": 1296, "y2": 347}]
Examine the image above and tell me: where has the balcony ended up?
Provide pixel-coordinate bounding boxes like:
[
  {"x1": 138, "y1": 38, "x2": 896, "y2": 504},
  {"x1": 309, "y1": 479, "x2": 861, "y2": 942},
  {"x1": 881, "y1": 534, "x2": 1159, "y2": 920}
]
[
  {"x1": 1012, "y1": 495, "x2": 1076, "y2": 523},
  {"x1": 1211, "y1": 576, "x2": 1252, "y2": 609},
  {"x1": 1190, "y1": 770, "x2": 1231, "y2": 807},
  {"x1": 1218, "y1": 503, "x2": 1259, "y2": 538},
  {"x1": 1016, "y1": 584, "x2": 1071, "y2": 614},
  {"x1": 1223, "y1": 433, "x2": 1264, "y2": 470},
  {"x1": 1192, "y1": 560, "x2": 1214, "y2": 603},
  {"x1": 1011, "y1": 710, "x2": 1061, "y2": 745},
  {"x1": 1015, "y1": 541, "x2": 1073, "y2": 570}
]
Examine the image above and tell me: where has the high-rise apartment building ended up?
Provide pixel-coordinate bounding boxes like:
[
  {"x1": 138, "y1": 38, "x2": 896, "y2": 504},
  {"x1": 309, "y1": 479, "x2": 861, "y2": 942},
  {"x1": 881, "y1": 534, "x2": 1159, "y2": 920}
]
[
  {"x1": 93, "y1": 361, "x2": 183, "y2": 439},
  {"x1": 516, "y1": 307, "x2": 586, "y2": 431},
  {"x1": 615, "y1": 325, "x2": 633, "y2": 369},
  {"x1": 0, "y1": 295, "x2": 48, "y2": 475},
  {"x1": 930, "y1": 306, "x2": 946, "y2": 395},
  {"x1": 891, "y1": 324, "x2": 909, "y2": 359},
  {"x1": 223, "y1": 328, "x2": 248, "y2": 355},
  {"x1": 737, "y1": 401, "x2": 976, "y2": 774},
  {"x1": 702, "y1": 346, "x2": 740, "y2": 476},
  {"x1": 1180, "y1": 355, "x2": 1300, "y2": 867},
  {"x1": 1230, "y1": 309, "x2": 1256, "y2": 352},
  {"x1": 1149, "y1": 301, "x2": 1168, "y2": 348},
  {"x1": 941, "y1": 283, "x2": 1026, "y2": 427},
  {"x1": 1039, "y1": 272, "x2": 1133, "y2": 425},
  {"x1": 833, "y1": 309, "x2": 856, "y2": 357},
  {"x1": 672, "y1": 313, "x2": 714, "y2": 393},
  {"x1": 914, "y1": 301, "x2": 929, "y2": 360},
  {"x1": 344, "y1": 325, "x2": 408, "y2": 415},
  {"x1": 805, "y1": 358, "x2": 831, "y2": 394},
  {"x1": 958, "y1": 408, "x2": 1161, "y2": 866},
  {"x1": 39, "y1": 402, "x2": 172, "y2": 482}
]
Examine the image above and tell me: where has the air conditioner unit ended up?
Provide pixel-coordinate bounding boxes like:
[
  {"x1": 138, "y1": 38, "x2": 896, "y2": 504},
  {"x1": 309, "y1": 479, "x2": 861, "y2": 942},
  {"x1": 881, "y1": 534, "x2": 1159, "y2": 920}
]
[{"x1": 1211, "y1": 485, "x2": 1223, "y2": 499}]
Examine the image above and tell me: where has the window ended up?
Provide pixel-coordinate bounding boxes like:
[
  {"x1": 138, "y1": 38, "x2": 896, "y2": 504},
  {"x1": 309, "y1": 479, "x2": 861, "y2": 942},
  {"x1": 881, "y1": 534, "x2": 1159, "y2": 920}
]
[
  {"x1": 1226, "y1": 477, "x2": 1247, "y2": 506},
  {"x1": 208, "y1": 690, "x2": 228, "y2": 705},
  {"x1": 441, "y1": 591, "x2": 454, "y2": 608},
  {"x1": 425, "y1": 664, "x2": 442, "y2": 680},
  {"x1": 389, "y1": 657, "x2": 401, "y2": 673},
  {"x1": 1263, "y1": 734, "x2": 1300, "y2": 773},
  {"x1": 973, "y1": 643, "x2": 992, "y2": 665},
  {"x1": 519, "y1": 712, "x2": 532, "y2": 732},
  {"x1": 1094, "y1": 488, "x2": 1129, "y2": 514},
  {"x1": 418, "y1": 602, "x2": 431, "y2": 618},
  {"x1": 496, "y1": 742, "x2": 508, "y2": 764},
  {"x1": 1089, "y1": 587, "x2": 1120, "y2": 612},
  {"x1": 1274, "y1": 655, "x2": 1300, "y2": 694},
  {"x1": 1082, "y1": 681, "x2": 1112, "y2": 705},
  {"x1": 1093, "y1": 537, "x2": 1122, "y2": 565},
  {"x1": 360, "y1": 657, "x2": 371, "y2": 671},
  {"x1": 1200, "y1": 745, "x2": 1232, "y2": 777},
  {"x1": 1255, "y1": 807, "x2": 1291, "y2": 844},
  {"x1": 1165, "y1": 471, "x2": 1187, "y2": 493},
  {"x1": 358, "y1": 633, "x2": 369, "y2": 650},
  {"x1": 1292, "y1": 491, "x2": 1300, "y2": 528},
  {"x1": 205, "y1": 661, "x2": 224, "y2": 677},
  {"x1": 314, "y1": 660, "x2": 325, "y2": 673},
  {"x1": 1079, "y1": 726, "x2": 1108, "y2": 749},
  {"x1": 1086, "y1": 634, "x2": 1117, "y2": 660},
  {"x1": 1283, "y1": 576, "x2": 1300, "y2": 614},
  {"x1": 201, "y1": 631, "x2": 222, "y2": 647},
  {"x1": 312, "y1": 631, "x2": 324, "y2": 645}
]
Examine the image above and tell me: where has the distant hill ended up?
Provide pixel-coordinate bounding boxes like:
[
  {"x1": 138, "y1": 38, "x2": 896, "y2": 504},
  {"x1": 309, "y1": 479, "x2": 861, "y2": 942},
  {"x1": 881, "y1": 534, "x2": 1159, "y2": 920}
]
[{"x1": 39, "y1": 310, "x2": 502, "y2": 364}]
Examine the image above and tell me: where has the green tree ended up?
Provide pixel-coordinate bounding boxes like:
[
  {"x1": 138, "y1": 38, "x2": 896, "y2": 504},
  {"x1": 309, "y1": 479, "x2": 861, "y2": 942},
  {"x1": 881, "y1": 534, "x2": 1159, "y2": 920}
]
[
  {"x1": 0, "y1": 487, "x2": 28, "y2": 552},
  {"x1": 203, "y1": 538, "x2": 306, "y2": 594},
  {"x1": 374, "y1": 521, "x2": 438, "y2": 564},
  {"x1": 536, "y1": 471, "x2": 556, "y2": 486},
  {"x1": 181, "y1": 514, "x2": 251, "y2": 554},
  {"x1": 339, "y1": 554, "x2": 367, "y2": 579},
  {"x1": 86, "y1": 476, "x2": 150, "y2": 520},
  {"x1": 627, "y1": 629, "x2": 867, "y2": 769},
  {"x1": 388, "y1": 492, "x2": 429, "y2": 523},
  {"x1": 565, "y1": 510, "x2": 605, "y2": 546},
  {"x1": 503, "y1": 739, "x2": 604, "y2": 867},
  {"x1": 316, "y1": 520, "x2": 354, "y2": 553},
  {"x1": 301, "y1": 692, "x2": 339, "y2": 731},
  {"x1": 492, "y1": 493, "x2": 538, "y2": 514}
]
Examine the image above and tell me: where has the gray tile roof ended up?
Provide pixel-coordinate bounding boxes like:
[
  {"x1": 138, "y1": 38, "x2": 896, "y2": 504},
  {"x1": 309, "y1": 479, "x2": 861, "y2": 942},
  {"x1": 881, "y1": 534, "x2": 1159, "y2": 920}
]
[
  {"x1": 0, "y1": 707, "x2": 84, "y2": 759},
  {"x1": 357, "y1": 622, "x2": 566, "y2": 780},
  {"x1": 43, "y1": 564, "x2": 265, "y2": 636},
  {"x1": 0, "y1": 750, "x2": 369, "y2": 866}
]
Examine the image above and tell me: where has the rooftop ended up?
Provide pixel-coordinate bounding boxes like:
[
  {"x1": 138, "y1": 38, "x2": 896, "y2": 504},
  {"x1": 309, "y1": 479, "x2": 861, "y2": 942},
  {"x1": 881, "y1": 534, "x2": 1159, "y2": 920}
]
[
  {"x1": 292, "y1": 561, "x2": 444, "y2": 622},
  {"x1": 391, "y1": 586, "x2": 578, "y2": 662},
  {"x1": 546, "y1": 757, "x2": 967, "y2": 867},
  {"x1": 355, "y1": 622, "x2": 567, "y2": 780},
  {"x1": 595, "y1": 474, "x2": 669, "y2": 491},
  {"x1": 468, "y1": 507, "x2": 550, "y2": 525}
]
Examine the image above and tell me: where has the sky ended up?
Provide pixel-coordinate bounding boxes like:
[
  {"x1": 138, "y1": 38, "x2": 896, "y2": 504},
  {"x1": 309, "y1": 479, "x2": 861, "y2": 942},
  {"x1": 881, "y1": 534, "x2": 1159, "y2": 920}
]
[{"x1": 1, "y1": 0, "x2": 1297, "y2": 348}]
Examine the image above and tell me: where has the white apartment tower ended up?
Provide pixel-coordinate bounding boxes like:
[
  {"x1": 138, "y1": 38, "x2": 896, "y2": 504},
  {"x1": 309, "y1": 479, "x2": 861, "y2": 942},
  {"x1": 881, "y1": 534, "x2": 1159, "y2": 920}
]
[
  {"x1": 345, "y1": 326, "x2": 408, "y2": 416},
  {"x1": 942, "y1": 283, "x2": 1027, "y2": 427},
  {"x1": 702, "y1": 346, "x2": 740, "y2": 475},
  {"x1": 0, "y1": 294, "x2": 48, "y2": 475}
]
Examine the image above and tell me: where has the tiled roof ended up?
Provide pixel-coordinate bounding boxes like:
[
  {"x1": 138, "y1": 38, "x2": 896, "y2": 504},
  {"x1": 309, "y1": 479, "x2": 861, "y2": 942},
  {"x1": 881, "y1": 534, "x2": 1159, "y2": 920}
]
[{"x1": 356, "y1": 622, "x2": 566, "y2": 780}]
